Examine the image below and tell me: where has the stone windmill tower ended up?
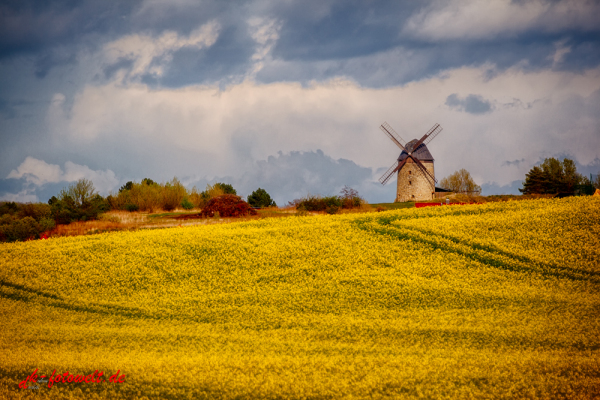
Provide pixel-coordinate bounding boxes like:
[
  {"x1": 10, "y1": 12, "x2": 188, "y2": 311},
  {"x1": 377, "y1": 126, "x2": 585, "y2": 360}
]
[{"x1": 378, "y1": 122, "x2": 443, "y2": 202}]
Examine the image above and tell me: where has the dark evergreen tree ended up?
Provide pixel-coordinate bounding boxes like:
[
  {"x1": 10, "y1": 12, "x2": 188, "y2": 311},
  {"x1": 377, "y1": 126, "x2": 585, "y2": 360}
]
[
  {"x1": 520, "y1": 158, "x2": 582, "y2": 195},
  {"x1": 247, "y1": 188, "x2": 276, "y2": 208},
  {"x1": 519, "y1": 166, "x2": 547, "y2": 194}
]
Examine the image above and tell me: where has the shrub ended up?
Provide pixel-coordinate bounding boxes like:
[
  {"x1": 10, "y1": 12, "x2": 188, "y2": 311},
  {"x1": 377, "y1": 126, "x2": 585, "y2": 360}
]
[
  {"x1": 181, "y1": 198, "x2": 194, "y2": 210},
  {"x1": 199, "y1": 195, "x2": 257, "y2": 218},
  {"x1": 296, "y1": 195, "x2": 324, "y2": 211},
  {"x1": 339, "y1": 186, "x2": 363, "y2": 209},
  {"x1": 162, "y1": 177, "x2": 187, "y2": 211},
  {"x1": 247, "y1": 188, "x2": 277, "y2": 208},
  {"x1": 38, "y1": 217, "x2": 55, "y2": 232},
  {"x1": 125, "y1": 203, "x2": 140, "y2": 212},
  {"x1": 296, "y1": 195, "x2": 341, "y2": 212},
  {"x1": 0, "y1": 215, "x2": 45, "y2": 242},
  {"x1": 296, "y1": 206, "x2": 309, "y2": 217},
  {"x1": 0, "y1": 201, "x2": 19, "y2": 216},
  {"x1": 111, "y1": 177, "x2": 188, "y2": 212},
  {"x1": 326, "y1": 205, "x2": 339, "y2": 215}
]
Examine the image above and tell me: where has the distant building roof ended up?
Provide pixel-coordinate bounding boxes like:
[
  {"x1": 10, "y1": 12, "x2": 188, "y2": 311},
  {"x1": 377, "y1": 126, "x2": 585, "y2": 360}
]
[{"x1": 398, "y1": 139, "x2": 434, "y2": 162}]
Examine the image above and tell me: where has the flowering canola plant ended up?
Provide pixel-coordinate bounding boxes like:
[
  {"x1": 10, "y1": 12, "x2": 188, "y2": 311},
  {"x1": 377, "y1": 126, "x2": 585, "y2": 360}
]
[{"x1": 0, "y1": 197, "x2": 599, "y2": 399}]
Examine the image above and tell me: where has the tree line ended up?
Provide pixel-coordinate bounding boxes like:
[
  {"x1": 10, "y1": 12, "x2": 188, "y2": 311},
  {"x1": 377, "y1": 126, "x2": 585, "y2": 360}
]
[{"x1": 0, "y1": 178, "x2": 277, "y2": 242}]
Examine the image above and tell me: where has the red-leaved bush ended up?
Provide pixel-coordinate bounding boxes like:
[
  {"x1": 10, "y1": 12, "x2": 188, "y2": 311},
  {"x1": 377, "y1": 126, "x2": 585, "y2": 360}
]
[{"x1": 200, "y1": 195, "x2": 257, "y2": 218}]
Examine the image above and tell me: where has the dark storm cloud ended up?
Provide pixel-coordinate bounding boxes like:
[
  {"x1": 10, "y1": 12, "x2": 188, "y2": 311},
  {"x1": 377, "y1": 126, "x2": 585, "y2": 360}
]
[
  {"x1": 269, "y1": 1, "x2": 415, "y2": 62},
  {"x1": 0, "y1": 0, "x2": 142, "y2": 59},
  {"x1": 34, "y1": 48, "x2": 78, "y2": 79},
  {"x1": 258, "y1": 1, "x2": 600, "y2": 86},
  {"x1": 446, "y1": 94, "x2": 493, "y2": 115},
  {"x1": 153, "y1": 25, "x2": 256, "y2": 88},
  {"x1": 0, "y1": 99, "x2": 28, "y2": 119},
  {"x1": 0, "y1": 177, "x2": 25, "y2": 194},
  {"x1": 1, "y1": 0, "x2": 598, "y2": 87}
]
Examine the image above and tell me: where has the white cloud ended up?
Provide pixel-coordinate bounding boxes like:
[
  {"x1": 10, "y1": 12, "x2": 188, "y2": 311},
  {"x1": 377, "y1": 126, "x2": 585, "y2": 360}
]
[
  {"x1": 247, "y1": 17, "x2": 281, "y2": 78},
  {"x1": 103, "y1": 20, "x2": 220, "y2": 80},
  {"x1": 7, "y1": 157, "x2": 63, "y2": 185},
  {"x1": 6, "y1": 157, "x2": 119, "y2": 194},
  {"x1": 404, "y1": 0, "x2": 600, "y2": 41},
  {"x1": 0, "y1": 189, "x2": 39, "y2": 203},
  {"x1": 550, "y1": 39, "x2": 572, "y2": 67},
  {"x1": 47, "y1": 64, "x2": 600, "y2": 193}
]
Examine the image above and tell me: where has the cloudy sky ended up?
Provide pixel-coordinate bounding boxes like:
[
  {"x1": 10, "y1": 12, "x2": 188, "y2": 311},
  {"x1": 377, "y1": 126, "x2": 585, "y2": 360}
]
[{"x1": 1, "y1": 0, "x2": 599, "y2": 205}]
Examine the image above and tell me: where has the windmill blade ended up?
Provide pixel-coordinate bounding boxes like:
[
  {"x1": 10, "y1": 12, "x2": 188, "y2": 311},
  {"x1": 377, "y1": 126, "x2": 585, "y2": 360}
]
[
  {"x1": 380, "y1": 122, "x2": 406, "y2": 150},
  {"x1": 412, "y1": 123, "x2": 442, "y2": 151},
  {"x1": 423, "y1": 123, "x2": 442, "y2": 146},
  {"x1": 379, "y1": 158, "x2": 407, "y2": 185},
  {"x1": 412, "y1": 156, "x2": 437, "y2": 185},
  {"x1": 379, "y1": 161, "x2": 399, "y2": 185}
]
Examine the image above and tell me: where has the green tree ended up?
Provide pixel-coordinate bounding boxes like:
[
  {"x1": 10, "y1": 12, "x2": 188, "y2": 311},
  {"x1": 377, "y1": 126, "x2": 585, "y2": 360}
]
[
  {"x1": 119, "y1": 181, "x2": 134, "y2": 193},
  {"x1": 519, "y1": 166, "x2": 547, "y2": 194},
  {"x1": 180, "y1": 198, "x2": 194, "y2": 210},
  {"x1": 594, "y1": 174, "x2": 600, "y2": 190},
  {"x1": 214, "y1": 183, "x2": 237, "y2": 195},
  {"x1": 51, "y1": 179, "x2": 107, "y2": 223},
  {"x1": 247, "y1": 188, "x2": 276, "y2": 208},
  {"x1": 440, "y1": 169, "x2": 482, "y2": 194},
  {"x1": 520, "y1": 158, "x2": 583, "y2": 195},
  {"x1": 576, "y1": 175, "x2": 596, "y2": 196},
  {"x1": 162, "y1": 177, "x2": 187, "y2": 211}
]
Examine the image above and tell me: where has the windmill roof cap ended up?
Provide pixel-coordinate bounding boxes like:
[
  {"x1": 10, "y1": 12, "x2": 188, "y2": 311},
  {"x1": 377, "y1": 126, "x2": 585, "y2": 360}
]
[{"x1": 398, "y1": 140, "x2": 434, "y2": 162}]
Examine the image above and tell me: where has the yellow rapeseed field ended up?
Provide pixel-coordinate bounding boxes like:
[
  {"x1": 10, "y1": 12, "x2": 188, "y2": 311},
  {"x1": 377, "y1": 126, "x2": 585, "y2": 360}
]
[{"x1": 0, "y1": 197, "x2": 599, "y2": 399}]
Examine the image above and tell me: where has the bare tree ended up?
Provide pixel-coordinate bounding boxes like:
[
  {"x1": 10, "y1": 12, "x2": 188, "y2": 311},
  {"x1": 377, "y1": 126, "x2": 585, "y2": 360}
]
[
  {"x1": 59, "y1": 179, "x2": 97, "y2": 206},
  {"x1": 440, "y1": 169, "x2": 481, "y2": 195},
  {"x1": 339, "y1": 185, "x2": 359, "y2": 199}
]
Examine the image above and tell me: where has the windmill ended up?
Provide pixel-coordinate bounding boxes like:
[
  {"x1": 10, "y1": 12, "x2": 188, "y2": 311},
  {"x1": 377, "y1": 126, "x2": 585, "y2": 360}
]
[{"x1": 378, "y1": 122, "x2": 443, "y2": 202}]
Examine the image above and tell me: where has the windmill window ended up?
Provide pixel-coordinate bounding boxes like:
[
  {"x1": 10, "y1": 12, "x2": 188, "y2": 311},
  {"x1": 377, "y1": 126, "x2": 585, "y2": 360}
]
[
  {"x1": 409, "y1": 181, "x2": 412, "y2": 185},
  {"x1": 409, "y1": 171, "x2": 411, "y2": 175}
]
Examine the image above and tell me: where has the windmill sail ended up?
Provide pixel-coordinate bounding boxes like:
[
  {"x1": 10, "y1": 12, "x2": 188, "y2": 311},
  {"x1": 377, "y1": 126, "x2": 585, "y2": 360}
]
[
  {"x1": 423, "y1": 123, "x2": 442, "y2": 146},
  {"x1": 380, "y1": 122, "x2": 406, "y2": 150},
  {"x1": 379, "y1": 160, "x2": 400, "y2": 185}
]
